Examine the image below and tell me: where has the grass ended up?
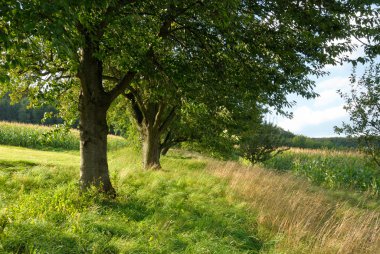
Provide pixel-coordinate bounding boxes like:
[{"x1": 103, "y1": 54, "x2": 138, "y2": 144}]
[
  {"x1": 0, "y1": 121, "x2": 128, "y2": 151},
  {"x1": 263, "y1": 148, "x2": 380, "y2": 195},
  {"x1": 1, "y1": 122, "x2": 380, "y2": 253},
  {"x1": 0, "y1": 146, "x2": 263, "y2": 253}
]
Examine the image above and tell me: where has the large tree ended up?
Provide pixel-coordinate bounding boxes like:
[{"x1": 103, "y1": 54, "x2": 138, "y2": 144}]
[
  {"x1": 0, "y1": 0, "x2": 370, "y2": 192},
  {"x1": 1, "y1": 1, "x2": 141, "y2": 195},
  {"x1": 335, "y1": 3, "x2": 379, "y2": 166}
]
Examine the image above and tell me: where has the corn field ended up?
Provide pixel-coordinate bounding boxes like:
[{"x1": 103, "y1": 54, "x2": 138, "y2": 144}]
[
  {"x1": 0, "y1": 121, "x2": 127, "y2": 151},
  {"x1": 264, "y1": 148, "x2": 380, "y2": 195}
]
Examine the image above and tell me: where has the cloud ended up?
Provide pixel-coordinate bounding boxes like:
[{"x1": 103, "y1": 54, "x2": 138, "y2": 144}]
[
  {"x1": 277, "y1": 105, "x2": 347, "y2": 134},
  {"x1": 315, "y1": 76, "x2": 350, "y2": 93},
  {"x1": 313, "y1": 90, "x2": 342, "y2": 108},
  {"x1": 270, "y1": 57, "x2": 359, "y2": 137}
]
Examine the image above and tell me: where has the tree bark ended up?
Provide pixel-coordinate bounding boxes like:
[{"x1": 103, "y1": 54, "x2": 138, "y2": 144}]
[{"x1": 141, "y1": 123, "x2": 161, "y2": 169}]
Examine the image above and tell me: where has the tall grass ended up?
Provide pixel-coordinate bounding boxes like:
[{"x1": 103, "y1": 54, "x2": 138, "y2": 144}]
[
  {"x1": 0, "y1": 121, "x2": 127, "y2": 151},
  {"x1": 263, "y1": 148, "x2": 380, "y2": 195},
  {"x1": 210, "y1": 160, "x2": 380, "y2": 253}
]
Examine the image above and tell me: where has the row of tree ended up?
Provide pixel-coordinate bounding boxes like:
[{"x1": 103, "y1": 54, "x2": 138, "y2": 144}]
[
  {"x1": 0, "y1": 92, "x2": 360, "y2": 154},
  {"x1": 1, "y1": 0, "x2": 378, "y2": 196}
]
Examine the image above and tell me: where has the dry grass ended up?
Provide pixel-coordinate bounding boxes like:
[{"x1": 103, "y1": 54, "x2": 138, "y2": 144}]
[{"x1": 208, "y1": 160, "x2": 380, "y2": 254}]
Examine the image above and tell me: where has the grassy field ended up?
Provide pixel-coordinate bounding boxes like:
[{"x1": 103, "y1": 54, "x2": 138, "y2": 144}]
[
  {"x1": 0, "y1": 146, "x2": 263, "y2": 253},
  {"x1": 0, "y1": 122, "x2": 379, "y2": 253}
]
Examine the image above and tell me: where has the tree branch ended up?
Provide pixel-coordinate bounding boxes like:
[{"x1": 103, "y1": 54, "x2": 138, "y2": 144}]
[
  {"x1": 153, "y1": 103, "x2": 166, "y2": 130},
  {"x1": 124, "y1": 92, "x2": 144, "y2": 127},
  {"x1": 159, "y1": 106, "x2": 178, "y2": 133},
  {"x1": 108, "y1": 71, "x2": 136, "y2": 102}
]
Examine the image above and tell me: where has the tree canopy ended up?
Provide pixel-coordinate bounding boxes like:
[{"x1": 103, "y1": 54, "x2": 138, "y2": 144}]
[{"x1": 0, "y1": 0, "x2": 373, "y2": 193}]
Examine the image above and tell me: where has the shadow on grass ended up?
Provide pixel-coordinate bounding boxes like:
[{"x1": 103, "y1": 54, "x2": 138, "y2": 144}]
[{"x1": 89, "y1": 187, "x2": 264, "y2": 253}]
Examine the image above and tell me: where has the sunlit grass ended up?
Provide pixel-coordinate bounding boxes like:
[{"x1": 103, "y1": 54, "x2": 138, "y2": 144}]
[
  {"x1": 209, "y1": 159, "x2": 380, "y2": 254},
  {"x1": 1, "y1": 122, "x2": 379, "y2": 253},
  {"x1": 0, "y1": 145, "x2": 263, "y2": 253}
]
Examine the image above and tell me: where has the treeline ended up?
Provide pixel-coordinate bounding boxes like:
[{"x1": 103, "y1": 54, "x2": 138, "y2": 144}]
[
  {"x1": 252, "y1": 126, "x2": 359, "y2": 150},
  {"x1": 0, "y1": 94, "x2": 359, "y2": 151},
  {"x1": 283, "y1": 134, "x2": 359, "y2": 150},
  {"x1": 0, "y1": 94, "x2": 62, "y2": 125}
]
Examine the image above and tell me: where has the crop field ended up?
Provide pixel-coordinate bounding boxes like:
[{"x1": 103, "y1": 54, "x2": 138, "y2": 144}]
[
  {"x1": 0, "y1": 121, "x2": 127, "y2": 151},
  {"x1": 263, "y1": 148, "x2": 380, "y2": 195}
]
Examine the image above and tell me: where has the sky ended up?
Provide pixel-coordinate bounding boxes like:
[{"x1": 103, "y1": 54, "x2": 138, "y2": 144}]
[{"x1": 272, "y1": 47, "x2": 365, "y2": 138}]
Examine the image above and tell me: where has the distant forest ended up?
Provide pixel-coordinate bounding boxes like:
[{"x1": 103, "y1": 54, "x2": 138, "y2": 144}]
[
  {"x1": 0, "y1": 94, "x2": 62, "y2": 125},
  {"x1": 0, "y1": 94, "x2": 358, "y2": 150}
]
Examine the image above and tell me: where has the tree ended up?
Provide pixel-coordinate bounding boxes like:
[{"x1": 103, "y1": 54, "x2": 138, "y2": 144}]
[
  {"x1": 1, "y1": 1, "x2": 141, "y2": 195},
  {"x1": 336, "y1": 63, "x2": 380, "y2": 166},
  {"x1": 119, "y1": 0, "x2": 366, "y2": 169},
  {"x1": 0, "y1": 1, "x2": 370, "y2": 193},
  {"x1": 336, "y1": 3, "x2": 379, "y2": 166}
]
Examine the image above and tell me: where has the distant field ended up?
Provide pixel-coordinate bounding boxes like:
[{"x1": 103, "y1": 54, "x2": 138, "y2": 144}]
[
  {"x1": 0, "y1": 121, "x2": 127, "y2": 151},
  {"x1": 263, "y1": 148, "x2": 380, "y2": 195}
]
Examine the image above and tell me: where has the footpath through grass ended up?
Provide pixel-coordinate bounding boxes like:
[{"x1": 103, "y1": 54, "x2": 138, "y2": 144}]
[{"x1": 0, "y1": 146, "x2": 263, "y2": 253}]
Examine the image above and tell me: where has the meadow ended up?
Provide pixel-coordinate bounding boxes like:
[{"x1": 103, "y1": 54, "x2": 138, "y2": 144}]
[{"x1": 0, "y1": 122, "x2": 379, "y2": 253}]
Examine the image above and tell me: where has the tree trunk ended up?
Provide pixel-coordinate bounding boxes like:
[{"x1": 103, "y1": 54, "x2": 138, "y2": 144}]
[
  {"x1": 142, "y1": 124, "x2": 161, "y2": 169},
  {"x1": 79, "y1": 97, "x2": 115, "y2": 196},
  {"x1": 77, "y1": 26, "x2": 116, "y2": 196}
]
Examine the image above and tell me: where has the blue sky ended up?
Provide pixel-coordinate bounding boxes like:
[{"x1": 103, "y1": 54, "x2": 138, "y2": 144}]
[{"x1": 272, "y1": 48, "x2": 365, "y2": 138}]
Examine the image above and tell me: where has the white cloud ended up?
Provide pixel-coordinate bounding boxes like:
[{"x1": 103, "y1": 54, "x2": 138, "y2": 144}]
[
  {"x1": 313, "y1": 89, "x2": 342, "y2": 108},
  {"x1": 277, "y1": 105, "x2": 347, "y2": 134},
  {"x1": 270, "y1": 50, "x2": 362, "y2": 137},
  {"x1": 315, "y1": 76, "x2": 349, "y2": 93}
]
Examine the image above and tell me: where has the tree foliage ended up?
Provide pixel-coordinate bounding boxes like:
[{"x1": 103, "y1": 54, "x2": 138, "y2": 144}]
[
  {"x1": 336, "y1": 63, "x2": 380, "y2": 166},
  {"x1": 239, "y1": 122, "x2": 289, "y2": 165},
  {"x1": 0, "y1": 0, "x2": 374, "y2": 191},
  {"x1": 336, "y1": 3, "x2": 379, "y2": 166}
]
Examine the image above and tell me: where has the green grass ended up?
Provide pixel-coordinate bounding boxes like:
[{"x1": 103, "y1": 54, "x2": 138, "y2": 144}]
[
  {"x1": 263, "y1": 148, "x2": 380, "y2": 195},
  {"x1": 0, "y1": 145, "x2": 263, "y2": 253},
  {"x1": 0, "y1": 121, "x2": 128, "y2": 151}
]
